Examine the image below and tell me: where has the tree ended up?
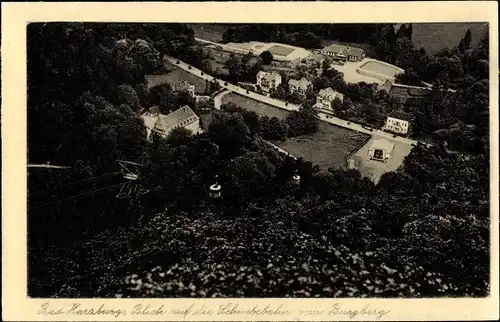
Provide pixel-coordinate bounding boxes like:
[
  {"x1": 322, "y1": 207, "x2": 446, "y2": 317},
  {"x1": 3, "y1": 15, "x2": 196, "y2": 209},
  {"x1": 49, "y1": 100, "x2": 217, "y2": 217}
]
[
  {"x1": 117, "y1": 84, "x2": 140, "y2": 111},
  {"x1": 148, "y1": 83, "x2": 175, "y2": 113},
  {"x1": 458, "y1": 28, "x2": 472, "y2": 52},
  {"x1": 207, "y1": 110, "x2": 251, "y2": 158},
  {"x1": 164, "y1": 127, "x2": 193, "y2": 146},
  {"x1": 224, "y1": 54, "x2": 242, "y2": 82},
  {"x1": 261, "y1": 116, "x2": 289, "y2": 141},
  {"x1": 260, "y1": 51, "x2": 274, "y2": 65},
  {"x1": 221, "y1": 102, "x2": 262, "y2": 134},
  {"x1": 286, "y1": 107, "x2": 319, "y2": 137},
  {"x1": 224, "y1": 151, "x2": 277, "y2": 206},
  {"x1": 29, "y1": 22, "x2": 490, "y2": 300},
  {"x1": 322, "y1": 57, "x2": 332, "y2": 71},
  {"x1": 395, "y1": 67, "x2": 422, "y2": 86}
]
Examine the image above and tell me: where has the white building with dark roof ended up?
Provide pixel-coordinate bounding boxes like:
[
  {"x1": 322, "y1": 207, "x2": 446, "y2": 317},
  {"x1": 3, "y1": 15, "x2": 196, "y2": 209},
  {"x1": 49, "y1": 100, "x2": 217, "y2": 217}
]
[
  {"x1": 173, "y1": 81, "x2": 196, "y2": 97},
  {"x1": 141, "y1": 105, "x2": 200, "y2": 140},
  {"x1": 319, "y1": 44, "x2": 365, "y2": 62},
  {"x1": 316, "y1": 87, "x2": 344, "y2": 110},
  {"x1": 288, "y1": 78, "x2": 312, "y2": 96},
  {"x1": 383, "y1": 116, "x2": 410, "y2": 135},
  {"x1": 368, "y1": 139, "x2": 395, "y2": 162},
  {"x1": 256, "y1": 71, "x2": 282, "y2": 92}
]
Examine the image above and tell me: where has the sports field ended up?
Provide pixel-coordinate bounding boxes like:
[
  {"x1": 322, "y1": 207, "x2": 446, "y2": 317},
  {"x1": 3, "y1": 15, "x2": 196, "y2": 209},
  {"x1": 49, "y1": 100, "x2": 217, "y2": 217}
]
[
  {"x1": 358, "y1": 61, "x2": 403, "y2": 78},
  {"x1": 268, "y1": 45, "x2": 296, "y2": 56}
]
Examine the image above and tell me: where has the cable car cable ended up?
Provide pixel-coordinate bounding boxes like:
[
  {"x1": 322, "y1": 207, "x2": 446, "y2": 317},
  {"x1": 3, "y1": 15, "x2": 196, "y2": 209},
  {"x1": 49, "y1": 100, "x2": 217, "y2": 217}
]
[
  {"x1": 28, "y1": 172, "x2": 121, "y2": 197},
  {"x1": 29, "y1": 183, "x2": 124, "y2": 211}
]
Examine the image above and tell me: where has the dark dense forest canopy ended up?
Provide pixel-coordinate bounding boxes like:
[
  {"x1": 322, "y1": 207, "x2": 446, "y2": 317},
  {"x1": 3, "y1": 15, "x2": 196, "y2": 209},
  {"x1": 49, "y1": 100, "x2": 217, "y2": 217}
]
[{"x1": 27, "y1": 23, "x2": 490, "y2": 298}]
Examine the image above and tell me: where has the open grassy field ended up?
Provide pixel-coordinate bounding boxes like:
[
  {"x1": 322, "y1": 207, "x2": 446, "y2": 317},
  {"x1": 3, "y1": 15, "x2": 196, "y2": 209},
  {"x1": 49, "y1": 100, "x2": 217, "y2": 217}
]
[
  {"x1": 221, "y1": 93, "x2": 290, "y2": 119},
  {"x1": 189, "y1": 24, "x2": 226, "y2": 42},
  {"x1": 145, "y1": 63, "x2": 208, "y2": 92},
  {"x1": 275, "y1": 124, "x2": 369, "y2": 170},
  {"x1": 412, "y1": 23, "x2": 488, "y2": 54},
  {"x1": 220, "y1": 92, "x2": 368, "y2": 170}
]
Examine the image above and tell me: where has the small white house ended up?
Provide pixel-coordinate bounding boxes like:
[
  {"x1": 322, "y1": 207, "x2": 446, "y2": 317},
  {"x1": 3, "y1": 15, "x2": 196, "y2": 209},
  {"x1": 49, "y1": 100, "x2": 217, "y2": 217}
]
[
  {"x1": 256, "y1": 71, "x2": 282, "y2": 92},
  {"x1": 316, "y1": 87, "x2": 344, "y2": 110},
  {"x1": 288, "y1": 78, "x2": 312, "y2": 96},
  {"x1": 368, "y1": 139, "x2": 395, "y2": 162},
  {"x1": 383, "y1": 116, "x2": 409, "y2": 135},
  {"x1": 173, "y1": 81, "x2": 196, "y2": 97}
]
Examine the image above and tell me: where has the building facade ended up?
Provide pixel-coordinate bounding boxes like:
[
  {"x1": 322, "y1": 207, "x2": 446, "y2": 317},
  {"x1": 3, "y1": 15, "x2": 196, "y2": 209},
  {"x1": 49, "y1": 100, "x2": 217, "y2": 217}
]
[
  {"x1": 383, "y1": 116, "x2": 409, "y2": 135},
  {"x1": 141, "y1": 105, "x2": 201, "y2": 140},
  {"x1": 316, "y1": 87, "x2": 344, "y2": 110},
  {"x1": 288, "y1": 78, "x2": 312, "y2": 97},
  {"x1": 368, "y1": 139, "x2": 395, "y2": 162},
  {"x1": 173, "y1": 81, "x2": 196, "y2": 97},
  {"x1": 319, "y1": 44, "x2": 365, "y2": 62},
  {"x1": 256, "y1": 71, "x2": 282, "y2": 92},
  {"x1": 346, "y1": 47, "x2": 365, "y2": 61}
]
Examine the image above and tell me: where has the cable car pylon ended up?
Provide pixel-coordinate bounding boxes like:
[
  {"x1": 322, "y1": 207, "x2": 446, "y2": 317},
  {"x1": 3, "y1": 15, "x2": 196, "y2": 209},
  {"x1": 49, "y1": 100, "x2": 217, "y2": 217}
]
[{"x1": 116, "y1": 160, "x2": 149, "y2": 199}]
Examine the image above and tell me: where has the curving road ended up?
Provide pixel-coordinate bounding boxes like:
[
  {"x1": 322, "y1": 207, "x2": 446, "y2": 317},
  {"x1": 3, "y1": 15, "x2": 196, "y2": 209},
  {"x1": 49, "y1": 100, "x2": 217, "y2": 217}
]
[
  {"x1": 213, "y1": 90, "x2": 231, "y2": 110},
  {"x1": 164, "y1": 56, "x2": 419, "y2": 146}
]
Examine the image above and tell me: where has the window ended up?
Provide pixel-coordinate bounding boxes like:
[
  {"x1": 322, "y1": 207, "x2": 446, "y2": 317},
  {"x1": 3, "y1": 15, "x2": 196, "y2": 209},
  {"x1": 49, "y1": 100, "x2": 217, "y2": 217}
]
[{"x1": 373, "y1": 149, "x2": 384, "y2": 160}]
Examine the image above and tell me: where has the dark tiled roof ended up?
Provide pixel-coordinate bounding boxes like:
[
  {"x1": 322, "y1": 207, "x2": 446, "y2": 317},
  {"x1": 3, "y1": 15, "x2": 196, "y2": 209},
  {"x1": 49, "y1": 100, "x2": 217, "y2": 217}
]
[{"x1": 154, "y1": 105, "x2": 199, "y2": 134}]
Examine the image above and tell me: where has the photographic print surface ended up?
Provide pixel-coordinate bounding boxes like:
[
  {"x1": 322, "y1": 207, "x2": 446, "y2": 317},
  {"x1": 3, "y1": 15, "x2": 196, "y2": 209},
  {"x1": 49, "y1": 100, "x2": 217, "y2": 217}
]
[{"x1": 26, "y1": 21, "x2": 491, "y2": 299}]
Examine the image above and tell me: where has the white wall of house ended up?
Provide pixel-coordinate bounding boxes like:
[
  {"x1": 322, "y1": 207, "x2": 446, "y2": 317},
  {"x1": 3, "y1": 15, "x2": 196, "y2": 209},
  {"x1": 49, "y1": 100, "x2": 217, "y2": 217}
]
[
  {"x1": 316, "y1": 91, "x2": 344, "y2": 110},
  {"x1": 316, "y1": 96, "x2": 332, "y2": 110},
  {"x1": 384, "y1": 117, "x2": 409, "y2": 134},
  {"x1": 368, "y1": 147, "x2": 392, "y2": 161},
  {"x1": 257, "y1": 72, "x2": 281, "y2": 92},
  {"x1": 184, "y1": 120, "x2": 202, "y2": 135}
]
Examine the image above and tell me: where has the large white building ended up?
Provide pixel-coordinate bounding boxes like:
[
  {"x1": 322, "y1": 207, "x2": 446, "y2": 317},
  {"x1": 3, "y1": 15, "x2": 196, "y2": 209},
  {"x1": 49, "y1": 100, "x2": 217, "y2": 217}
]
[
  {"x1": 141, "y1": 105, "x2": 201, "y2": 140},
  {"x1": 256, "y1": 71, "x2": 282, "y2": 92},
  {"x1": 223, "y1": 41, "x2": 312, "y2": 62},
  {"x1": 315, "y1": 87, "x2": 344, "y2": 110},
  {"x1": 383, "y1": 116, "x2": 409, "y2": 135},
  {"x1": 319, "y1": 44, "x2": 365, "y2": 62}
]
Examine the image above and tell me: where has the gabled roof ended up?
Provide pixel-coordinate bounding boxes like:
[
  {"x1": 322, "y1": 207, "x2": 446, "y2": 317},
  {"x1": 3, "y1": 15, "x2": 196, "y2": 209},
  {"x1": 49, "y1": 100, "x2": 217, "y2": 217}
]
[
  {"x1": 149, "y1": 106, "x2": 160, "y2": 114},
  {"x1": 289, "y1": 77, "x2": 312, "y2": 89},
  {"x1": 321, "y1": 44, "x2": 364, "y2": 57},
  {"x1": 387, "y1": 115, "x2": 410, "y2": 124},
  {"x1": 154, "y1": 105, "x2": 199, "y2": 134},
  {"x1": 317, "y1": 87, "x2": 343, "y2": 99},
  {"x1": 174, "y1": 80, "x2": 195, "y2": 90},
  {"x1": 346, "y1": 47, "x2": 365, "y2": 57},
  {"x1": 257, "y1": 70, "x2": 281, "y2": 82},
  {"x1": 370, "y1": 139, "x2": 395, "y2": 152},
  {"x1": 322, "y1": 44, "x2": 347, "y2": 55}
]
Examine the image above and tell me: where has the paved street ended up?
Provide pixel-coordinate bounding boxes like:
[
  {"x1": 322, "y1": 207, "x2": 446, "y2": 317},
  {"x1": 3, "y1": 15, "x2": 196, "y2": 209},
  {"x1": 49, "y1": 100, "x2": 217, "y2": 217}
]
[
  {"x1": 213, "y1": 90, "x2": 231, "y2": 109},
  {"x1": 164, "y1": 56, "x2": 419, "y2": 146},
  {"x1": 165, "y1": 55, "x2": 420, "y2": 180}
]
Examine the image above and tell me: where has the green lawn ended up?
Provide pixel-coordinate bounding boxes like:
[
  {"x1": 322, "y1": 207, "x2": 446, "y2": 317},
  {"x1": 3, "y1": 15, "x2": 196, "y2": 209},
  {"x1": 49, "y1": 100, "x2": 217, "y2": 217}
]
[
  {"x1": 146, "y1": 64, "x2": 208, "y2": 92},
  {"x1": 412, "y1": 23, "x2": 488, "y2": 54},
  {"x1": 220, "y1": 93, "x2": 369, "y2": 170},
  {"x1": 275, "y1": 124, "x2": 368, "y2": 170},
  {"x1": 189, "y1": 24, "x2": 226, "y2": 42},
  {"x1": 221, "y1": 93, "x2": 290, "y2": 119}
]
